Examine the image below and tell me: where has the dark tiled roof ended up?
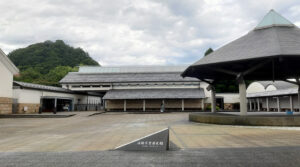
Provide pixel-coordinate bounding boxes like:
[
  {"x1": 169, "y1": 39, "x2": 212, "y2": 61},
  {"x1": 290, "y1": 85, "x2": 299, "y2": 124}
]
[
  {"x1": 182, "y1": 26, "x2": 300, "y2": 81},
  {"x1": 13, "y1": 81, "x2": 72, "y2": 93},
  {"x1": 60, "y1": 72, "x2": 199, "y2": 84},
  {"x1": 103, "y1": 88, "x2": 205, "y2": 100},
  {"x1": 189, "y1": 26, "x2": 300, "y2": 66}
]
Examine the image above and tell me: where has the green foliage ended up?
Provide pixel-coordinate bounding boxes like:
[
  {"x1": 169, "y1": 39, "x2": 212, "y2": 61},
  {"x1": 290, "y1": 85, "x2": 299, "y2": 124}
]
[
  {"x1": 203, "y1": 48, "x2": 239, "y2": 93},
  {"x1": 214, "y1": 80, "x2": 239, "y2": 93},
  {"x1": 205, "y1": 105, "x2": 220, "y2": 111},
  {"x1": 9, "y1": 40, "x2": 99, "y2": 86},
  {"x1": 204, "y1": 48, "x2": 214, "y2": 56}
]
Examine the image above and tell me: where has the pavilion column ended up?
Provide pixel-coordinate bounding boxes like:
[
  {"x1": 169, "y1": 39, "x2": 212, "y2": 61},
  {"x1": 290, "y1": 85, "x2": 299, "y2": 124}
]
[
  {"x1": 124, "y1": 100, "x2": 127, "y2": 112},
  {"x1": 201, "y1": 99, "x2": 205, "y2": 111},
  {"x1": 266, "y1": 97, "x2": 270, "y2": 112},
  {"x1": 290, "y1": 96, "x2": 293, "y2": 111},
  {"x1": 182, "y1": 99, "x2": 184, "y2": 111},
  {"x1": 298, "y1": 87, "x2": 300, "y2": 112},
  {"x1": 277, "y1": 97, "x2": 280, "y2": 112},
  {"x1": 257, "y1": 98, "x2": 260, "y2": 111},
  {"x1": 211, "y1": 86, "x2": 216, "y2": 113},
  {"x1": 238, "y1": 78, "x2": 247, "y2": 116},
  {"x1": 143, "y1": 100, "x2": 146, "y2": 112}
]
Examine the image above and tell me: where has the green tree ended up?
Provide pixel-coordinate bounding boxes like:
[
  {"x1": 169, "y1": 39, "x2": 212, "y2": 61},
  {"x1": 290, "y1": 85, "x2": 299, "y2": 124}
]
[
  {"x1": 42, "y1": 66, "x2": 78, "y2": 86},
  {"x1": 9, "y1": 40, "x2": 99, "y2": 86},
  {"x1": 204, "y1": 48, "x2": 214, "y2": 56},
  {"x1": 14, "y1": 67, "x2": 42, "y2": 83}
]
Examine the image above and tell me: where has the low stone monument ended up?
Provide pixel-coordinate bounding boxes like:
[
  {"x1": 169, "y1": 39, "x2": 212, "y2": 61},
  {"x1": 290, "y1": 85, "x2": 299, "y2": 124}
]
[{"x1": 115, "y1": 128, "x2": 169, "y2": 151}]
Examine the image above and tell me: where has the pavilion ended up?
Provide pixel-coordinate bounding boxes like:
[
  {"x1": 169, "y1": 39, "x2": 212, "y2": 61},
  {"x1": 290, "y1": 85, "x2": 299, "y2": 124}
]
[{"x1": 182, "y1": 9, "x2": 300, "y2": 116}]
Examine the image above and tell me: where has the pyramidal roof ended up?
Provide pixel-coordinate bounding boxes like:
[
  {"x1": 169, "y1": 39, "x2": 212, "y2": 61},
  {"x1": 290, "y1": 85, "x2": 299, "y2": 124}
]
[{"x1": 255, "y1": 9, "x2": 294, "y2": 30}]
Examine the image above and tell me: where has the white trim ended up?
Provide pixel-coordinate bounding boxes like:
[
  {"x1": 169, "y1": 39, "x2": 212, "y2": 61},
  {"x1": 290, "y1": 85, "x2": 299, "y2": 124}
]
[{"x1": 0, "y1": 49, "x2": 19, "y2": 74}]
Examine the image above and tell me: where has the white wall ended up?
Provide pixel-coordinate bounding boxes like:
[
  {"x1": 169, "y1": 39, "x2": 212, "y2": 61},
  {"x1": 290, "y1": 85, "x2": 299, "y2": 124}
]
[
  {"x1": 247, "y1": 82, "x2": 265, "y2": 93},
  {"x1": 0, "y1": 60, "x2": 13, "y2": 98},
  {"x1": 13, "y1": 88, "x2": 101, "y2": 104},
  {"x1": 266, "y1": 85, "x2": 277, "y2": 91},
  {"x1": 216, "y1": 93, "x2": 240, "y2": 103}
]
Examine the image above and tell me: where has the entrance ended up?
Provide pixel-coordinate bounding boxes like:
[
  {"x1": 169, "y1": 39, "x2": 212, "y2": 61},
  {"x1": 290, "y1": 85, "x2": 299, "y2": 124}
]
[
  {"x1": 216, "y1": 97, "x2": 224, "y2": 110},
  {"x1": 41, "y1": 98, "x2": 73, "y2": 112},
  {"x1": 57, "y1": 99, "x2": 73, "y2": 111},
  {"x1": 42, "y1": 98, "x2": 55, "y2": 112}
]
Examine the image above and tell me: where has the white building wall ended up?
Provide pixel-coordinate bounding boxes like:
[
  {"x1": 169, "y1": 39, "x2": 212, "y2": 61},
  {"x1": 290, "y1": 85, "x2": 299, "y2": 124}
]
[
  {"x1": 0, "y1": 60, "x2": 13, "y2": 98},
  {"x1": 268, "y1": 97, "x2": 278, "y2": 108},
  {"x1": 216, "y1": 93, "x2": 240, "y2": 103},
  {"x1": 266, "y1": 85, "x2": 277, "y2": 91},
  {"x1": 279, "y1": 96, "x2": 290, "y2": 109},
  {"x1": 13, "y1": 88, "x2": 101, "y2": 104},
  {"x1": 246, "y1": 82, "x2": 265, "y2": 93}
]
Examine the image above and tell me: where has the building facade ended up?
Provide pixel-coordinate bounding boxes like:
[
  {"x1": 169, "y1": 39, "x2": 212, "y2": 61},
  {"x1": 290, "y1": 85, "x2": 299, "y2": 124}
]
[
  {"x1": 13, "y1": 81, "x2": 101, "y2": 114},
  {"x1": 0, "y1": 49, "x2": 19, "y2": 114},
  {"x1": 247, "y1": 81, "x2": 299, "y2": 112},
  {"x1": 60, "y1": 66, "x2": 240, "y2": 112}
]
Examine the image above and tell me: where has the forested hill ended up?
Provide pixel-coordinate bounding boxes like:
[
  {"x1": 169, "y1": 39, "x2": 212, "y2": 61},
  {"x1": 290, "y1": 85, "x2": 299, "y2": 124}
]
[{"x1": 8, "y1": 40, "x2": 99, "y2": 86}]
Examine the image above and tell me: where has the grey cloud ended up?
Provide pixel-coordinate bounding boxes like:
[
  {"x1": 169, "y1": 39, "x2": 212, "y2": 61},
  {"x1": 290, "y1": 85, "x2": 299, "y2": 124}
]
[{"x1": 0, "y1": 0, "x2": 300, "y2": 65}]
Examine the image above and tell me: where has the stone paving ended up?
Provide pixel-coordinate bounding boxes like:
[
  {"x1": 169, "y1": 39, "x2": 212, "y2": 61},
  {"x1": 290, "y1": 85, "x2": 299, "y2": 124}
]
[{"x1": 1, "y1": 112, "x2": 300, "y2": 152}]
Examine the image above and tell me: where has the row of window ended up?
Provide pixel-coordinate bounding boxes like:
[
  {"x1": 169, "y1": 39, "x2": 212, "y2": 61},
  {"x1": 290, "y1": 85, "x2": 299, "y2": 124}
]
[{"x1": 68, "y1": 82, "x2": 200, "y2": 88}]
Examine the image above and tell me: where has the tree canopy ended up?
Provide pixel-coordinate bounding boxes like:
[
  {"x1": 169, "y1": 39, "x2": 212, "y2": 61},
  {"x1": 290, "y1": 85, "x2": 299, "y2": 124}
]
[
  {"x1": 9, "y1": 40, "x2": 99, "y2": 86},
  {"x1": 203, "y1": 48, "x2": 239, "y2": 93},
  {"x1": 204, "y1": 48, "x2": 214, "y2": 56}
]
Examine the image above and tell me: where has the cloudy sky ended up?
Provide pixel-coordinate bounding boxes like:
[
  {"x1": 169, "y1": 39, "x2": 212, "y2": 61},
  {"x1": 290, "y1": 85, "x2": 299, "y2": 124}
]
[{"x1": 1, "y1": 0, "x2": 300, "y2": 66}]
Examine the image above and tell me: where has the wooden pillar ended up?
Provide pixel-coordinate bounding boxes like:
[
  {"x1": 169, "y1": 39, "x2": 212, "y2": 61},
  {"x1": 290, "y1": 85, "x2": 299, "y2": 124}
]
[
  {"x1": 124, "y1": 100, "x2": 126, "y2": 112},
  {"x1": 290, "y1": 96, "x2": 294, "y2": 111},
  {"x1": 277, "y1": 97, "x2": 280, "y2": 112},
  {"x1": 181, "y1": 99, "x2": 184, "y2": 111},
  {"x1": 201, "y1": 99, "x2": 205, "y2": 111},
  {"x1": 211, "y1": 86, "x2": 216, "y2": 113},
  {"x1": 238, "y1": 79, "x2": 247, "y2": 116},
  {"x1": 143, "y1": 100, "x2": 146, "y2": 112},
  {"x1": 266, "y1": 97, "x2": 270, "y2": 112}
]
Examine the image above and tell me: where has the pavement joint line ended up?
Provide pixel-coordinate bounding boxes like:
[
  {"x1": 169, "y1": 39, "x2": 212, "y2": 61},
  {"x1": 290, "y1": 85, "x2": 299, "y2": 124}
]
[{"x1": 169, "y1": 127, "x2": 188, "y2": 149}]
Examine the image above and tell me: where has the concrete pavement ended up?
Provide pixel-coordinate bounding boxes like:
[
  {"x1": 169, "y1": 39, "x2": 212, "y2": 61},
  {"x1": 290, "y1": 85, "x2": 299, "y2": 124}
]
[
  {"x1": 1, "y1": 146, "x2": 300, "y2": 167},
  {"x1": 1, "y1": 112, "x2": 300, "y2": 151}
]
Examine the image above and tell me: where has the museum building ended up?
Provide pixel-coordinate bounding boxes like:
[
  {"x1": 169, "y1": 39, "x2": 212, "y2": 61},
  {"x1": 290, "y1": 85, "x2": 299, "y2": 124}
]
[
  {"x1": 247, "y1": 81, "x2": 300, "y2": 112},
  {"x1": 60, "y1": 66, "x2": 240, "y2": 111}
]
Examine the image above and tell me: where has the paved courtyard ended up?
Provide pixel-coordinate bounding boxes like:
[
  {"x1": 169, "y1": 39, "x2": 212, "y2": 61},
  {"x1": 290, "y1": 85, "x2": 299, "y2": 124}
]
[{"x1": 1, "y1": 112, "x2": 300, "y2": 152}]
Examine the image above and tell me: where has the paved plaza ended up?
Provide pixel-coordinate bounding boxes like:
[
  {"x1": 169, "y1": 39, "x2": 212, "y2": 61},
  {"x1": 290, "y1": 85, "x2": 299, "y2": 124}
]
[{"x1": 1, "y1": 112, "x2": 300, "y2": 152}]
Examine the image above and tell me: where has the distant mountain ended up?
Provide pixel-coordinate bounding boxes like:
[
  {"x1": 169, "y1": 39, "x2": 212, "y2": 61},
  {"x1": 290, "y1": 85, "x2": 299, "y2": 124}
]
[{"x1": 8, "y1": 40, "x2": 99, "y2": 86}]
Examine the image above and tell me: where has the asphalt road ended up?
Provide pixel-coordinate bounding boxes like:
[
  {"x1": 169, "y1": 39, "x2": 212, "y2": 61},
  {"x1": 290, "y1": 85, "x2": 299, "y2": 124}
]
[{"x1": 1, "y1": 146, "x2": 299, "y2": 167}]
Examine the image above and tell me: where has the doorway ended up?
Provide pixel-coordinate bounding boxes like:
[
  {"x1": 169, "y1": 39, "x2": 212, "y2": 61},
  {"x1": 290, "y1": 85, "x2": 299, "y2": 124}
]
[{"x1": 216, "y1": 97, "x2": 224, "y2": 110}]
